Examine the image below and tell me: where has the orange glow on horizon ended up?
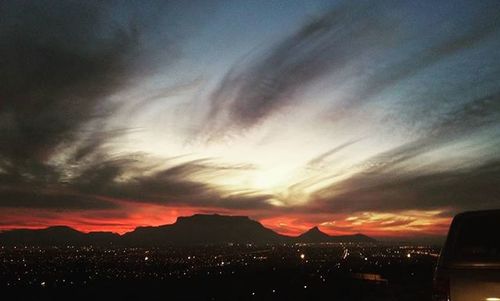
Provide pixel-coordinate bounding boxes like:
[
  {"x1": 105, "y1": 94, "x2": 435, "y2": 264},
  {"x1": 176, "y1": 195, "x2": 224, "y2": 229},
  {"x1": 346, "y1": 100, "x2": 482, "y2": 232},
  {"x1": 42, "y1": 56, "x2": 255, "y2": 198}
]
[
  {"x1": 0, "y1": 201, "x2": 452, "y2": 238},
  {"x1": 258, "y1": 210, "x2": 452, "y2": 238}
]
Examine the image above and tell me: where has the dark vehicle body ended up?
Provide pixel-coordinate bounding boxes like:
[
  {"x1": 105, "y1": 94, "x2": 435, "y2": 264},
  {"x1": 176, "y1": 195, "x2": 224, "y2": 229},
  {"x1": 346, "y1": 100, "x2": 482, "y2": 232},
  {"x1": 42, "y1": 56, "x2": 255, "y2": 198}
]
[{"x1": 434, "y1": 210, "x2": 500, "y2": 301}]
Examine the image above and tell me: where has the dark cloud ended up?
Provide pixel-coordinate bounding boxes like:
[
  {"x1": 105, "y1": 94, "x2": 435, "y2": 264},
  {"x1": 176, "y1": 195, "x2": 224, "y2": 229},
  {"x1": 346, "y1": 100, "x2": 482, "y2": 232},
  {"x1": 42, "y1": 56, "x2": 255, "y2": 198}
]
[
  {"x1": 306, "y1": 89, "x2": 500, "y2": 214},
  {"x1": 0, "y1": 141, "x2": 274, "y2": 210},
  {"x1": 307, "y1": 139, "x2": 362, "y2": 169},
  {"x1": 201, "y1": 0, "x2": 500, "y2": 138},
  {"x1": 362, "y1": 91, "x2": 500, "y2": 173},
  {"x1": 309, "y1": 158, "x2": 500, "y2": 214},
  {"x1": 0, "y1": 1, "x2": 225, "y2": 211},
  {"x1": 71, "y1": 157, "x2": 273, "y2": 210},
  {"x1": 300, "y1": 88, "x2": 500, "y2": 215},
  {"x1": 1, "y1": 0, "x2": 500, "y2": 224},
  {"x1": 0, "y1": 1, "x2": 141, "y2": 164},
  {"x1": 0, "y1": 188, "x2": 117, "y2": 210},
  {"x1": 0, "y1": 0, "x2": 144, "y2": 210},
  {"x1": 203, "y1": 1, "x2": 398, "y2": 136}
]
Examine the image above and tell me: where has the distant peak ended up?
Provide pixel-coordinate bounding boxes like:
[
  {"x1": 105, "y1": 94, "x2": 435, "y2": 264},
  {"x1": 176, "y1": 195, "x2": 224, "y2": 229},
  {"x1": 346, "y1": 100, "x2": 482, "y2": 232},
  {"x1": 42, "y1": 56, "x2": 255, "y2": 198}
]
[
  {"x1": 304, "y1": 226, "x2": 325, "y2": 234},
  {"x1": 353, "y1": 233, "x2": 368, "y2": 237},
  {"x1": 299, "y1": 226, "x2": 330, "y2": 238}
]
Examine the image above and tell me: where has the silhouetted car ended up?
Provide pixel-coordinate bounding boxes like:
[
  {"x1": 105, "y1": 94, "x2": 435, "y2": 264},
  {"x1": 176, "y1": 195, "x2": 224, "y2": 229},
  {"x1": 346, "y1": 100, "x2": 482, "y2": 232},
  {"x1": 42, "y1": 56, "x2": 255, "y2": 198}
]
[{"x1": 433, "y1": 210, "x2": 500, "y2": 301}]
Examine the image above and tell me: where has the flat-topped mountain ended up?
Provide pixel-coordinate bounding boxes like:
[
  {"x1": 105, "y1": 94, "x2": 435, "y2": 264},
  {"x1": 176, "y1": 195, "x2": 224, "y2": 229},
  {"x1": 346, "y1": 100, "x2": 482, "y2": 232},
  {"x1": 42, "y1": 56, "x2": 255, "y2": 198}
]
[
  {"x1": 122, "y1": 214, "x2": 284, "y2": 245},
  {"x1": 0, "y1": 214, "x2": 375, "y2": 246}
]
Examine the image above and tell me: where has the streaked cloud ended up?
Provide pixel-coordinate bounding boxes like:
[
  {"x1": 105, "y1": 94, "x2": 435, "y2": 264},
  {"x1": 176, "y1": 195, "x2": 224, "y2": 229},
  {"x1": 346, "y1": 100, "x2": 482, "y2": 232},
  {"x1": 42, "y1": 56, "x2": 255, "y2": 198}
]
[{"x1": 1, "y1": 0, "x2": 500, "y2": 238}]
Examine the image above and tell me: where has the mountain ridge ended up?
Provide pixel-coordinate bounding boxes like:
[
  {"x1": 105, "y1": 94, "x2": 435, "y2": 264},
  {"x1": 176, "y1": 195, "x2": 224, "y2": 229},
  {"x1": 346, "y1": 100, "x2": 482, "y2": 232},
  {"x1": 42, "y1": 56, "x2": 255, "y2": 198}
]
[{"x1": 0, "y1": 214, "x2": 376, "y2": 246}]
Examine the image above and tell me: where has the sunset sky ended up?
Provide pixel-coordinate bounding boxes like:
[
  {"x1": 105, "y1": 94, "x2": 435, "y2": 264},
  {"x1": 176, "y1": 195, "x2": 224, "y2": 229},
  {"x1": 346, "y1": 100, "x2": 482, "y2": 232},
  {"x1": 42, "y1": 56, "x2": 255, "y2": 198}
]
[{"x1": 1, "y1": 0, "x2": 499, "y2": 240}]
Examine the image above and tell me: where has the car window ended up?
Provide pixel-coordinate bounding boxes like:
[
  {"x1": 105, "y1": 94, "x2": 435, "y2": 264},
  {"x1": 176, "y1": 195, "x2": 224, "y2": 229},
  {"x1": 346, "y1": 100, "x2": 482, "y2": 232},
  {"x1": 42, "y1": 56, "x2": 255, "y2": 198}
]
[{"x1": 452, "y1": 214, "x2": 500, "y2": 262}]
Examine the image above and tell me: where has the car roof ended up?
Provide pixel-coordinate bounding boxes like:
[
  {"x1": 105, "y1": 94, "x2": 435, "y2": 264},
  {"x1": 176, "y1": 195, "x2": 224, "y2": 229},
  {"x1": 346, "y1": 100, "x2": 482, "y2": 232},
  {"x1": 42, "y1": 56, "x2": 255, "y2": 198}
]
[{"x1": 453, "y1": 209, "x2": 500, "y2": 220}]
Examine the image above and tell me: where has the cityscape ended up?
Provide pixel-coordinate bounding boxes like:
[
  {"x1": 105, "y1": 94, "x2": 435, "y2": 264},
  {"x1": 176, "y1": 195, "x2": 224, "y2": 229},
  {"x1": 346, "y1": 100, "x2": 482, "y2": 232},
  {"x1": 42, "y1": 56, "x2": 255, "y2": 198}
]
[{"x1": 1, "y1": 242, "x2": 439, "y2": 300}]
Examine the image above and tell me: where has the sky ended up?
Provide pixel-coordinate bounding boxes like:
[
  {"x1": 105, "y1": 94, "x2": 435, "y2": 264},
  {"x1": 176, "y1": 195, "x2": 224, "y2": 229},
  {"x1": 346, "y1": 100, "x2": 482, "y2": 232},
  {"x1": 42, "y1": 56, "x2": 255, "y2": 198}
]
[{"x1": 1, "y1": 0, "x2": 500, "y2": 240}]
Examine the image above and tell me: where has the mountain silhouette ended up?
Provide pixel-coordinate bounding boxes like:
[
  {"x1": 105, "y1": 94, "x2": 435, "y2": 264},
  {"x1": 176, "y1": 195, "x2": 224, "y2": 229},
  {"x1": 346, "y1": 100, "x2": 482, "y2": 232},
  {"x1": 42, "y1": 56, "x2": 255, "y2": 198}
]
[
  {"x1": 0, "y1": 226, "x2": 120, "y2": 246},
  {"x1": 296, "y1": 226, "x2": 377, "y2": 243},
  {"x1": 297, "y1": 226, "x2": 332, "y2": 243},
  {"x1": 330, "y1": 233, "x2": 377, "y2": 243},
  {"x1": 122, "y1": 214, "x2": 284, "y2": 245},
  {"x1": 0, "y1": 214, "x2": 375, "y2": 246}
]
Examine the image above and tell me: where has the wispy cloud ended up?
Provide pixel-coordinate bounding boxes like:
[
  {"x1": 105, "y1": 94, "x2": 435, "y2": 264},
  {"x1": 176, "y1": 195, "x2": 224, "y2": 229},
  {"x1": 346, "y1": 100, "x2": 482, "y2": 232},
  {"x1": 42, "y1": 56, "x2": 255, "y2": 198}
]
[
  {"x1": 202, "y1": 1, "x2": 399, "y2": 137},
  {"x1": 1, "y1": 0, "x2": 500, "y2": 237},
  {"x1": 0, "y1": 1, "x2": 222, "y2": 212},
  {"x1": 201, "y1": 0, "x2": 500, "y2": 139}
]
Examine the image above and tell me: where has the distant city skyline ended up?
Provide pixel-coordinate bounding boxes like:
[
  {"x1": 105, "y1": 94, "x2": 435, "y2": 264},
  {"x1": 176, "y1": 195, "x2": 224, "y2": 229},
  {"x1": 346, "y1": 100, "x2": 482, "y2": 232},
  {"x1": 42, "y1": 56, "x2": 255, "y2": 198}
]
[{"x1": 1, "y1": 0, "x2": 500, "y2": 239}]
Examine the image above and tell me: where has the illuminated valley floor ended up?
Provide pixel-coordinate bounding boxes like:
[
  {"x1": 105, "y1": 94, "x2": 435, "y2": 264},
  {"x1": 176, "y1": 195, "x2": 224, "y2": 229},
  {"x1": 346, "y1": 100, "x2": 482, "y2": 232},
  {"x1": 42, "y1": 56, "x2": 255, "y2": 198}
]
[{"x1": 0, "y1": 243, "x2": 439, "y2": 301}]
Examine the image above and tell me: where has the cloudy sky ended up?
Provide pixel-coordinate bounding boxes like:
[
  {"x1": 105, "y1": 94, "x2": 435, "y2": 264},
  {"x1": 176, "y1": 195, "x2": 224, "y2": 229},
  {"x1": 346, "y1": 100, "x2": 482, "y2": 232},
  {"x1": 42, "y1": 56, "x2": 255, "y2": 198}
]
[{"x1": 1, "y1": 0, "x2": 499, "y2": 239}]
